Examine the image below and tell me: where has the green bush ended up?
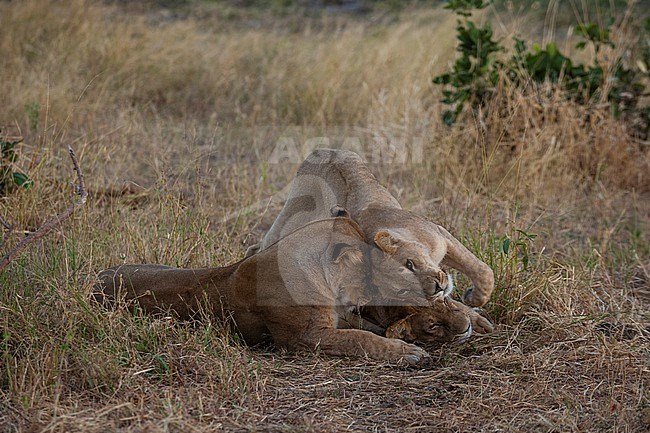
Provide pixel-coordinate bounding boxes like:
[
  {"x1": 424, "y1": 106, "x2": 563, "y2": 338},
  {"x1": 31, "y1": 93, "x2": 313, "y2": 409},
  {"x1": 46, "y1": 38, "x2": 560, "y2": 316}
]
[
  {"x1": 434, "y1": 1, "x2": 649, "y2": 136},
  {"x1": 0, "y1": 130, "x2": 33, "y2": 196},
  {"x1": 433, "y1": 0, "x2": 500, "y2": 125}
]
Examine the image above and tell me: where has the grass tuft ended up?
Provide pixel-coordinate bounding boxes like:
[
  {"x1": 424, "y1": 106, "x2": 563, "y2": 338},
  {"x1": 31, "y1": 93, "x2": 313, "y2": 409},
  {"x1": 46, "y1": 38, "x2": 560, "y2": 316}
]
[{"x1": 1, "y1": 0, "x2": 648, "y2": 431}]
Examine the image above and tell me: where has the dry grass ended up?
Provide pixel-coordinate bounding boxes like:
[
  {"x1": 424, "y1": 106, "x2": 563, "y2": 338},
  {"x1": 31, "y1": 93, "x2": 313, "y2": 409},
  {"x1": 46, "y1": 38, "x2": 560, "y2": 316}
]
[{"x1": 1, "y1": 1, "x2": 649, "y2": 432}]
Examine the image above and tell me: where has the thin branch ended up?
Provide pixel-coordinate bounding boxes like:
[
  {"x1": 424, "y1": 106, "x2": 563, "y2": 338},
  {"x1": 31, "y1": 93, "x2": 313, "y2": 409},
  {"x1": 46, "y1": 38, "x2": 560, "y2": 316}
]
[
  {"x1": 0, "y1": 145, "x2": 88, "y2": 272},
  {"x1": 0, "y1": 216, "x2": 11, "y2": 230},
  {"x1": 0, "y1": 215, "x2": 14, "y2": 250}
]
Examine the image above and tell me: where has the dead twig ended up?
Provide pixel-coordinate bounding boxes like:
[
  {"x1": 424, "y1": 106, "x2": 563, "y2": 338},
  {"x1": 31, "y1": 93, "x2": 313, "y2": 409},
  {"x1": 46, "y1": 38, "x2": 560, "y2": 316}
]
[
  {"x1": 0, "y1": 216, "x2": 10, "y2": 230},
  {"x1": 0, "y1": 145, "x2": 88, "y2": 272},
  {"x1": 0, "y1": 215, "x2": 14, "y2": 251}
]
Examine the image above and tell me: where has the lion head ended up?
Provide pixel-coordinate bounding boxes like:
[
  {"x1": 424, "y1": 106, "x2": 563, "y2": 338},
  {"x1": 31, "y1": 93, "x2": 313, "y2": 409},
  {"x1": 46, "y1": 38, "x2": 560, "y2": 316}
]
[
  {"x1": 367, "y1": 227, "x2": 452, "y2": 305},
  {"x1": 349, "y1": 205, "x2": 492, "y2": 307},
  {"x1": 384, "y1": 297, "x2": 473, "y2": 346},
  {"x1": 324, "y1": 218, "x2": 443, "y2": 309}
]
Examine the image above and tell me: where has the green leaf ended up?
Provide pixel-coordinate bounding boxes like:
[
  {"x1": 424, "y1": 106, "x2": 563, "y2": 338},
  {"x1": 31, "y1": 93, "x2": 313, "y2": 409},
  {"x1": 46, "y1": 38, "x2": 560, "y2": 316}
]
[
  {"x1": 442, "y1": 110, "x2": 456, "y2": 126},
  {"x1": 513, "y1": 37, "x2": 526, "y2": 54},
  {"x1": 13, "y1": 172, "x2": 33, "y2": 189},
  {"x1": 153, "y1": 354, "x2": 170, "y2": 374},
  {"x1": 501, "y1": 237, "x2": 510, "y2": 255},
  {"x1": 575, "y1": 41, "x2": 587, "y2": 50},
  {"x1": 515, "y1": 229, "x2": 537, "y2": 240},
  {"x1": 433, "y1": 74, "x2": 451, "y2": 85},
  {"x1": 1, "y1": 140, "x2": 18, "y2": 154}
]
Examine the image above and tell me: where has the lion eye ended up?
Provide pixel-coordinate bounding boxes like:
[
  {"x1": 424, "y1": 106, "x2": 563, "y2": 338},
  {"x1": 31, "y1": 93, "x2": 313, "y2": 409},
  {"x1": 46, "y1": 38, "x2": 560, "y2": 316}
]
[{"x1": 405, "y1": 259, "x2": 415, "y2": 272}]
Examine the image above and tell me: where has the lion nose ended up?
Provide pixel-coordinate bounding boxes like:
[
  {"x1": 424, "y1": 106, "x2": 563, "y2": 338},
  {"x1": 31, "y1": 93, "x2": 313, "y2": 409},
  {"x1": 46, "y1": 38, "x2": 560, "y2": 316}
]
[{"x1": 424, "y1": 270, "x2": 453, "y2": 301}]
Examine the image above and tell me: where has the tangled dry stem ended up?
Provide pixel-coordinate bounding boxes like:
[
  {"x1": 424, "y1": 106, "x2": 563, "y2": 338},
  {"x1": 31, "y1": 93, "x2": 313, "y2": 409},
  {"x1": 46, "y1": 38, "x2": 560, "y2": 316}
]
[{"x1": 0, "y1": 145, "x2": 87, "y2": 272}]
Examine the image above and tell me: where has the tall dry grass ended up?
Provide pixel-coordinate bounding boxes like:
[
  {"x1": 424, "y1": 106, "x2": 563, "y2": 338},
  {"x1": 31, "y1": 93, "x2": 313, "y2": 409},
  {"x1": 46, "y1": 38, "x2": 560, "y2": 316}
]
[{"x1": 1, "y1": 0, "x2": 648, "y2": 431}]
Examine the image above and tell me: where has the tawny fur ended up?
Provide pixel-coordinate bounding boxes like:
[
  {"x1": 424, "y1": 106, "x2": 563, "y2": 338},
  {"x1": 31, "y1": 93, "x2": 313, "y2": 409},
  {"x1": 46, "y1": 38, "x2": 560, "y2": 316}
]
[
  {"x1": 94, "y1": 217, "x2": 430, "y2": 364},
  {"x1": 247, "y1": 148, "x2": 494, "y2": 307},
  {"x1": 339, "y1": 296, "x2": 493, "y2": 346}
]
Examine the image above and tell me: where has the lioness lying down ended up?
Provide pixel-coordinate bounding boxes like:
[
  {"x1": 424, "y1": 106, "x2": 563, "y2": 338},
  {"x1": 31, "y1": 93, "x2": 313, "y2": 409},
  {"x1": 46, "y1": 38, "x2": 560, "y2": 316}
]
[
  {"x1": 95, "y1": 217, "x2": 436, "y2": 364},
  {"x1": 341, "y1": 297, "x2": 494, "y2": 346},
  {"x1": 247, "y1": 148, "x2": 494, "y2": 307}
]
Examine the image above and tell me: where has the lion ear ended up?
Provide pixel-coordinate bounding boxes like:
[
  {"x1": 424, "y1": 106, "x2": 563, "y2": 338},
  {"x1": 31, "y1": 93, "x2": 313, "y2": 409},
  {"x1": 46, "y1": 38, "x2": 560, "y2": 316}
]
[
  {"x1": 330, "y1": 205, "x2": 350, "y2": 218},
  {"x1": 332, "y1": 243, "x2": 363, "y2": 265},
  {"x1": 374, "y1": 230, "x2": 400, "y2": 255},
  {"x1": 385, "y1": 318, "x2": 410, "y2": 340}
]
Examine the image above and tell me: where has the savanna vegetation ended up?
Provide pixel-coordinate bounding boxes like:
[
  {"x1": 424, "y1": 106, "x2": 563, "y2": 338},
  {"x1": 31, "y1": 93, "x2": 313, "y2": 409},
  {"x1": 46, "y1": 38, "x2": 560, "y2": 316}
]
[{"x1": 1, "y1": 0, "x2": 648, "y2": 431}]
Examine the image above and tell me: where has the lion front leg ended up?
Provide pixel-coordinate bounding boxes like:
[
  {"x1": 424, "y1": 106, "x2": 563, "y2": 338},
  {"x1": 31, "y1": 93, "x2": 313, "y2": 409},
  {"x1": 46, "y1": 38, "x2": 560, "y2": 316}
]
[
  {"x1": 265, "y1": 307, "x2": 429, "y2": 364},
  {"x1": 307, "y1": 328, "x2": 429, "y2": 364},
  {"x1": 437, "y1": 224, "x2": 495, "y2": 307},
  {"x1": 465, "y1": 307, "x2": 494, "y2": 334}
]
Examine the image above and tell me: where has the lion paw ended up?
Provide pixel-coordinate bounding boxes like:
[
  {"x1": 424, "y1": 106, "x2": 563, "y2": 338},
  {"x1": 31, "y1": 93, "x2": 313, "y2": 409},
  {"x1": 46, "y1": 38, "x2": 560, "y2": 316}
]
[
  {"x1": 462, "y1": 286, "x2": 490, "y2": 307},
  {"x1": 469, "y1": 308, "x2": 494, "y2": 334},
  {"x1": 392, "y1": 340, "x2": 430, "y2": 365}
]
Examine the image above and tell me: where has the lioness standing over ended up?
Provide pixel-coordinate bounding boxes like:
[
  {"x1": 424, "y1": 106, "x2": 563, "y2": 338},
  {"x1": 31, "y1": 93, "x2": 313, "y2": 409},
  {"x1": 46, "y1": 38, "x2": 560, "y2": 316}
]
[
  {"x1": 248, "y1": 149, "x2": 494, "y2": 307},
  {"x1": 95, "y1": 217, "x2": 430, "y2": 364}
]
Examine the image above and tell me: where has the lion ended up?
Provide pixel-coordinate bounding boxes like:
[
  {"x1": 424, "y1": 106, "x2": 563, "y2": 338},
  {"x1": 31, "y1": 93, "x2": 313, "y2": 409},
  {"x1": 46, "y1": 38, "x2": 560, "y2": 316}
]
[
  {"x1": 246, "y1": 148, "x2": 494, "y2": 307},
  {"x1": 94, "y1": 217, "x2": 431, "y2": 364},
  {"x1": 339, "y1": 296, "x2": 494, "y2": 346}
]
